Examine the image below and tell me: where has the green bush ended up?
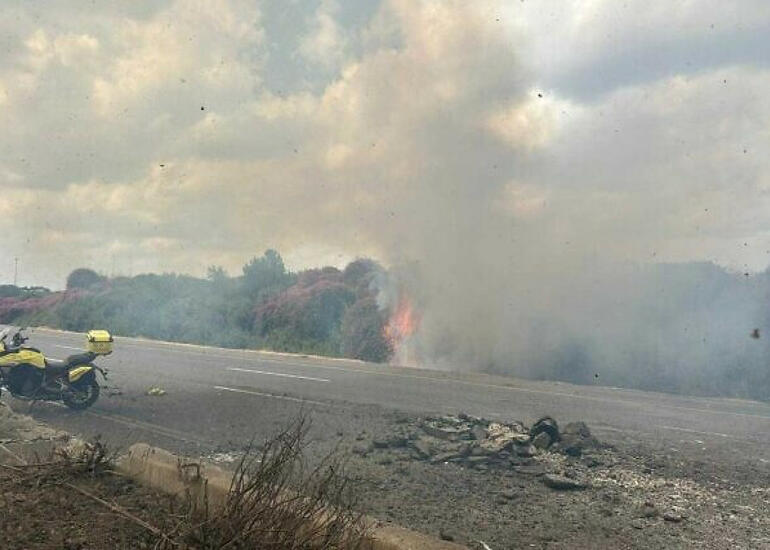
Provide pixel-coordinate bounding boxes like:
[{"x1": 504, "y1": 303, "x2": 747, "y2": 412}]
[
  {"x1": 8, "y1": 256, "x2": 393, "y2": 364},
  {"x1": 66, "y1": 268, "x2": 106, "y2": 290},
  {"x1": 340, "y1": 297, "x2": 391, "y2": 363}
]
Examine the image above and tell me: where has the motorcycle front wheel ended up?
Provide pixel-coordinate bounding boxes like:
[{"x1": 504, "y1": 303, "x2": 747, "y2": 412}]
[{"x1": 63, "y1": 377, "x2": 100, "y2": 410}]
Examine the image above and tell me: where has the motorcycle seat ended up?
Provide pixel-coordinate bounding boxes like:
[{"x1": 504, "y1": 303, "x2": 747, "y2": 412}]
[
  {"x1": 45, "y1": 353, "x2": 93, "y2": 375},
  {"x1": 65, "y1": 353, "x2": 94, "y2": 367},
  {"x1": 44, "y1": 358, "x2": 69, "y2": 375}
]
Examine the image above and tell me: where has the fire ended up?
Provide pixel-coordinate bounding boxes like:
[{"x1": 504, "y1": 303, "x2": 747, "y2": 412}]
[{"x1": 384, "y1": 294, "x2": 420, "y2": 362}]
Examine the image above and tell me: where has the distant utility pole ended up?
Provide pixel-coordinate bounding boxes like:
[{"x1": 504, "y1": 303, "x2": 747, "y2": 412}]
[{"x1": 13, "y1": 257, "x2": 18, "y2": 286}]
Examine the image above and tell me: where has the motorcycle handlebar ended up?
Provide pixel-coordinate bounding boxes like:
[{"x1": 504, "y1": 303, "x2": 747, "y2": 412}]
[{"x1": 9, "y1": 329, "x2": 28, "y2": 347}]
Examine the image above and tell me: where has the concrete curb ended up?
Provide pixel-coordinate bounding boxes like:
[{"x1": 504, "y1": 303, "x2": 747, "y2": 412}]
[{"x1": 117, "y1": 443, "x2": 468, "y2": 550}]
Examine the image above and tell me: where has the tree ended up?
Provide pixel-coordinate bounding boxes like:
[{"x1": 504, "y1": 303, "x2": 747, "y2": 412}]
[
  {"x1": 343, "y1": 258, "x2": 379, "y2": 284},
  {"x1": 0, "y1": 285, "x2": 23, "y2": 298},
  {"x1": 340, "y1": 296, "x2": 392, "y2": 362},
  {"x1": 242, "y1": 250, "x2": 290, "y2": 300},
  {"x1": 66, "y1": 268, "x2": 105, "y2": 290},
  {"x1": 206, "y1": 265, "x2": 228, "y2": 283}
]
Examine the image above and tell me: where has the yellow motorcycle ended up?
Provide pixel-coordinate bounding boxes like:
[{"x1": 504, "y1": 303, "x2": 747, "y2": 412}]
[{"x1": 0, "y1": 327, "x2": 112, "y2": 410}]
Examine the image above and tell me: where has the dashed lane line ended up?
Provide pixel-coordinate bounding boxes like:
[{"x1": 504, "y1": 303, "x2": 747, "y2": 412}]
[
  {"x1": 28, "y1": 331, "x2": 770, "y2": 423},
  {"x1": 226, "y1": 367, "x2": 329, "y2": 382},
  {"x1": 214, "y1": 385, "x2": 327, "y2": 406},
  {"x1": 656, "y1": 425, "x2": 740, "y2": 440}
]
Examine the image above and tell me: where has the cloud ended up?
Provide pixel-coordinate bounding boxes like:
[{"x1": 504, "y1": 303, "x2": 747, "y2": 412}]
[
  {"x1": 486, "y1": 94, "x2": 576, "y2": 150},
  {"x1": 299, "y1": 0, "x2": 347, "y2": 68},
  {"x1": 92, "y1": 0, "x2": 262, "y2": 117},
  {"x1": 0, "y1": 0, "x2": 769, "y2": 354},
  {"x1": 506, "y1": 0, "x2": 770, "y2": 97},
  {"x1": 0, "y1": 0, "x2": 264, "y2": 194}
]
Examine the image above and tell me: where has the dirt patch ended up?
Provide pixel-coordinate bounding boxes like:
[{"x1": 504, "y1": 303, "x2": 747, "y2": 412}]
[
  {"x1": 15, "y1": 393, "x2": 770, "y2": 549},
  {"x1": 344, "y1": 411, "x2": 770, "y2": 549},
  {"x1": 0, "y1": 457, "x2": 176, "y2": 549},
  {"x1": 0, "y1": 408, "x2": 371, "y2": 550}
]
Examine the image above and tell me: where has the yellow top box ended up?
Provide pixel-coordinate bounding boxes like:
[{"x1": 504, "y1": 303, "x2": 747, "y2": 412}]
[
  {"x1": 86, "y1": 330, "x2": 113, "y2": 355},
  {"x1": 87, "y1": 330, "x2": 113, "y2": 343}
]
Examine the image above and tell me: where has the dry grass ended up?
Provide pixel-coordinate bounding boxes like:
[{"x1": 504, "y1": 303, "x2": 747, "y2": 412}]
[
  {"x1": 176, "y1": 414, "x2": 370, "y2": 549},
  {"x1": 1, "y1": 416, "x2": 368, "y2": 549},
  {"x1": 1, "y1": 436, "x2": 114, "y2": 482}
]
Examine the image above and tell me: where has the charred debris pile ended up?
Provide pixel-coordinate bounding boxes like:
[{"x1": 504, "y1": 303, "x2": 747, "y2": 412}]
[{"x1": 355, "y1": 413, "x2": 601, "y2": 473}]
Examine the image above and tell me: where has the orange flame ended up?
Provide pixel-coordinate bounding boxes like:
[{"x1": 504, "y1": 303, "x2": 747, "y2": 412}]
[{"x1": 384, "y1": 294, "x2": 420, "y2": 361}]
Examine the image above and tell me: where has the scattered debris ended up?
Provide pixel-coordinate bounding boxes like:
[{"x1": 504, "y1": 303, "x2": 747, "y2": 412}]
[
  {"x1": 640, "y1": 501, "x2": 659, "y2": 518},
  {"x1": 499, "y1": 489, "x2": 516, "y2": 500},
  {"x1": 206, "y1": 451, "x2": 240, "y2": 464},
  {"x1": 146, "y1": 387, "x2": 166, "y2": 396},
  {"x1": 439, "y1": 529, "x2": 456, "y2": 541},
  {"x1": 423, "y1": 416, "x2": 472, "y2": 440},
  {"x1": 531, "y1": 431, "x2": 552, "y2": 450},
  {"x1": 542, "y1": 473, "x2": 588, "y2": 491},
  {"x1": 558, "y1": 421, "x2": 600, "y2": 457},
  {"x1": 530, "y1": 416, "x2": 559, "y2": 441},
  {"x1": 363, "y1": 412, "x2": 600, "y2": 471}
]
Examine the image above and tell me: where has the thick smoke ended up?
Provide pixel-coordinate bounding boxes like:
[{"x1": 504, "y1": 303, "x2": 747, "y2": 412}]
[
  {"x1": 342, "y1": 2, "x2": 770, "y2": 399},
  {"x1": 2, "y1": 1, "x2": 769, "y2": 397}
]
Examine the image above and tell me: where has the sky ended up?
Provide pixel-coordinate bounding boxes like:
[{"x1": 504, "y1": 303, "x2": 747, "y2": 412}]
[{"x1": 2, "y1": 0, "x2": 770, "y2": 290}]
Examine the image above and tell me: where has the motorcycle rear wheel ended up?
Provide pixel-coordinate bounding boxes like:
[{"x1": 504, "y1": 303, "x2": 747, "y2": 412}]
[{"x1": 63, "y1": 377, "x2": 100, "y2": 410}]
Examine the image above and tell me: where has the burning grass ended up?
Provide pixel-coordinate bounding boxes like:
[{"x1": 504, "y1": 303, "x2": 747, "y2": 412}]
[{"x1": 383, "y1": 293, "x2": 420, "y2": 364}]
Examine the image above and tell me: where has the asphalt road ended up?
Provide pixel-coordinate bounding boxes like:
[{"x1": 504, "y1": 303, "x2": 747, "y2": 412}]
[{"x1": 4, "y1": 327, "x2": 770, "y2": 464}]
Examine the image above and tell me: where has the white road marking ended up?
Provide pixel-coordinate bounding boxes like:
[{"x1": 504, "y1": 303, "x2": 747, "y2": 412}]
[
  {"x1": 121, "y1": 344, "x2": 354, "y2": 373},
  {"x1": 226, "y1": 367, "x2": 329, "y2": 383},
  {"x1": 21, "y1": 401, "x2": 209, "y2": 443},
  {"x1": 28, "y1": 328, "x2": 770, "y2": 423},
  {"x1": 54, "y1": 344, "x2": 81, "y2": 351},
  {"x1": 214, "y1": 385, "x2": 326, "y2": 406},
  {"x1": 84, "y1": 411, "x2": 204, "y2": 442},
  {"x1": 105, "y1": 339, "x2": 770, "y2": 422},
  {"x1": 656, "y1": 425, "x2": 737, "y2": 440},
  {"x1": 53, "y1": 340, "x2": 770, "y2": 422}
]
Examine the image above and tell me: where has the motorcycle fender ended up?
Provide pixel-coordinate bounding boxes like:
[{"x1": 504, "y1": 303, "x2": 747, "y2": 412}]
[{"x1": 68, "y1": 365, "x2": 94, "y2": 383}]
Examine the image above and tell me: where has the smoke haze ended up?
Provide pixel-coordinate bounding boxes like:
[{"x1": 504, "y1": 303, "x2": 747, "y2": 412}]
[{"x1": 2, "y1": 1, "x2": 770, "y2": 392}]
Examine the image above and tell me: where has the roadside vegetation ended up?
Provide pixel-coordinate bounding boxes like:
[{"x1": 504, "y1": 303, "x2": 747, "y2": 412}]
[
  {"x1": 0, "y1": 421, "x2": 369, "y2": 549},
  {"x1": 2, "y1": 254, "x2": 770, "y2": 401},
  {"x1": 185, "y1": 415, "x2": 368, "y2": 549},
  {"x1": 0, "y1": 251, "x2": 392, "y2": 363}
]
